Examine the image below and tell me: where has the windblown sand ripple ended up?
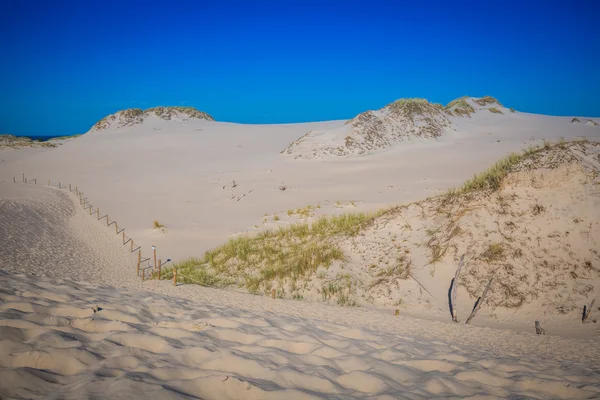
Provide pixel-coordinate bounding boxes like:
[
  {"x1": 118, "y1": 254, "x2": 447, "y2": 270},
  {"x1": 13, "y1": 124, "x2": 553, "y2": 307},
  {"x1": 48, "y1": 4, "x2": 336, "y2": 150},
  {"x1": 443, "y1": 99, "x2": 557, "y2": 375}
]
[{"x1": 1, "y1": 271, "x2": 599, "y2": 399}]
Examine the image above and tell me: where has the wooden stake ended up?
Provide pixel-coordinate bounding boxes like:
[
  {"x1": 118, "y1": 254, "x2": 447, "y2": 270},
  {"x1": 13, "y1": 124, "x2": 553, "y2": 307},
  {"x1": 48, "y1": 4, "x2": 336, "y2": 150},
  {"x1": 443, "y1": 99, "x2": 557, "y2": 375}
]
[
  {"x1": 466, "y1": 278, "x2": 493, "y2": 325},
  {"x1": 59, "y1": 182, "x2": 61, "y2": 189},
  {"x1": 97, "y1": 208, "x2": 100, "y2": 219},
  {"x1": 89, "y1": 206, "x2": 92, "y2": 215},
  {"x1": 153, "y1": 247, "x2": 157, "y2": 273},
  {"x1": 24, "y1": 178, "x2": 27, "y2": 183},
  {"x1": 158, "y1": 259, "x2": 162, "y2": 280},
  {"x1": 106, "y1": 215, "x2": 109, "y2": 226},
  {"x1": 450, "y1": 254, "x2": 465, "y2": 322},
  {"x1": 13, "y1": 177, "x2": 15, "y2": 183},
  {"x1": 173, "y1": 268, "x2": 177, "y2": 286},
  {"x1": 137, "y1": 249, "x2": 141, "y2": 276},
  {"x1": 130, "y1": 240, "x2": 134, "y2": 252},
  {"x1": 122, "y1": 231, "x2": 125, "y2": 244},
  {"x1": 75, "y1": 186, "x2": 78, "y2": 194},
  {"x1": 583, "y1": 299, "x2": 596, "y2": 323},
  {"x1": 142, "y1": 269, "x2": 145, "y2": 281},
  {"x1": 115, "y1": 222, "x2": 118, "y2": 234}
]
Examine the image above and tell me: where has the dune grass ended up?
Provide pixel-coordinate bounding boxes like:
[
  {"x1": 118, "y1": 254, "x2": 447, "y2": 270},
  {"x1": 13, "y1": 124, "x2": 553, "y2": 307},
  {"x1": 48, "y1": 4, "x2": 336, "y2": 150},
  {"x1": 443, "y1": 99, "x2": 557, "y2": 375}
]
[
  {"x1": 153, "y1": 220, "x2": 165, "y2": 229},
  {"x1": 162, "y1": 210, "x2": 386, "y2": 294},
  {"x1": 488, "y1": 107, "x2": 503, "y2": 114},
  {"x1": 474, "y1": 96, "x2": 502, "y2": 106},
  {"x1": 445, "y1": 96, "x2": 475, "y2": 116}
]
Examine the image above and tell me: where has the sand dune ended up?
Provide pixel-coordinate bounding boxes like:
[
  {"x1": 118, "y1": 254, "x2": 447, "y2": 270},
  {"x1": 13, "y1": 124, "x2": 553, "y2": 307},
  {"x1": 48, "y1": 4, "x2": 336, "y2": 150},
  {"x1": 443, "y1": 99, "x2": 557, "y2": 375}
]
[
  {"x1": 1, "y1": 271, "x2": 600, "y2": 399},
  {"x1": 1, "y1": 99, "x2": 600, "y2": 398}
]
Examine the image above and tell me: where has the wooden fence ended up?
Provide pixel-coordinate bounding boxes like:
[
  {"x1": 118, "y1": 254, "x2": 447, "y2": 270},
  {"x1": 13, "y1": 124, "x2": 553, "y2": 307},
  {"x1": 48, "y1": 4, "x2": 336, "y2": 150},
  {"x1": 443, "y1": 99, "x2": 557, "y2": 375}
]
[{"x1": 14, "y1": 174, "x2": 165, "y2": 281}]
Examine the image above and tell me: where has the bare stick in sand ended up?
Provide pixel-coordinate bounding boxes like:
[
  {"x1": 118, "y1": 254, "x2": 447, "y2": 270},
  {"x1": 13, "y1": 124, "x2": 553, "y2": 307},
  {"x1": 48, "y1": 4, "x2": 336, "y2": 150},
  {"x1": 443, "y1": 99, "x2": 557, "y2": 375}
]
[
  {"x1": 122, "y1": 231, "x2": 125, "y2": 244},
  {"x1": 59, "y1": 182, "x2": 61, "y2": 189},
  {"x1": 106, "y1": 215, "x2": 109, "y2": 226},
  {"x1": 13, "y1": 177, "x2": 15, "y2": 183},
  {"x1": 173, "y1": 268, "x2": 177, "y2": 286},
  {"x1": 75, "y1": 186, "x2": 78, "y2": 194},
  {"x1": 466, "y1": 278, "x2": 493, "y2": 325},
  {"x1": 115, "y1": 222, "x2": 118, "y2": 235},
  {"x1": 97, "y1": 208, "x2": 100, "y2": 219},
  {"x1": 449, "y1": 254, "x2": 465, "y2": 322},
  {"x1": 583, "y1": 299, "x2": 595, "y2": 323},
  {"x1": 130, "y1": 240, "x2": 134, "y2": 252}
]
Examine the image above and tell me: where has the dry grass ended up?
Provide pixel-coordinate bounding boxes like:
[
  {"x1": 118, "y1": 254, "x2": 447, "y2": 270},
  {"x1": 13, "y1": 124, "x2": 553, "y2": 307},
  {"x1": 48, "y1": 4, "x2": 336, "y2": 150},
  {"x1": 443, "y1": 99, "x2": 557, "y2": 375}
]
[
  {"x1": 153, "y1": 220, "x2": 165, "y2": 229},
  {"x1": 162, "y1": 209, "x2": 387, "y2": 294},
  {"x1": 445, "y1": 96, "x2": 475, "y2": 116},
  {"x1": 488, "y1": 107, "x2": 503, "y2": 114}
]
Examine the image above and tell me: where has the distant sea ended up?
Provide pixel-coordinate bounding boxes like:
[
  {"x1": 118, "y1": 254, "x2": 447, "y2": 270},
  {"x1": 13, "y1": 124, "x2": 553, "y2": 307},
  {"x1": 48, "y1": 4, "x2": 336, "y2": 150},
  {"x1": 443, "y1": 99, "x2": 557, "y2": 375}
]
[{"x1": 9, "y1": 134, "x2": 78, "y2": 142}]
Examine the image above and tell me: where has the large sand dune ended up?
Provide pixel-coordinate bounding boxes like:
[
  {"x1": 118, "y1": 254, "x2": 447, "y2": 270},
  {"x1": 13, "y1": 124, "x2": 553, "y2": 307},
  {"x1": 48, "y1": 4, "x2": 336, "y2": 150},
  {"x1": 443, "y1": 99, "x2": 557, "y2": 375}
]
[{"x1": 1, "y1": 100, "x2": 600, "y2": 398}]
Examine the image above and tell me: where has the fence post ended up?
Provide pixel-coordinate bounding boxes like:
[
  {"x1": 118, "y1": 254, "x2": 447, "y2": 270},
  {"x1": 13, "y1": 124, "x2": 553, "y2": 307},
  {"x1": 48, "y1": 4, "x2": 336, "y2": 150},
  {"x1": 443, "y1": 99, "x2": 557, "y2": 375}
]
[
  {"x1": 153, "y1": 246, "x2": 157, "y2": 272},
  {"x1": 130, "y1": 240, "x2": 134, "y2": 252},
  {"x1": 106, "y1": 215, "x2": 109, "y2": 226},
  {"x1": 115, "y1": 222, "x2": 118, "y2": 234},
  {"x1": 137, "y1": 249, "x2": 141, "y2": 276},
  {"x1": 142, "y1": 269, "x2": 145, "y2": 281},
  {"x1": 59, "y1": 182, "x2": 61, "y2": 189},
  {"x1": 13, "y1": 177, "x2": 15, "y2": 183},
  {"x1": 97, "y1": 208, "x2": 100, "y2": 219},
  {"x1": 173, "y1": 269, "x2": 177, "y2": 286},
  {"x1": 158, "y1": 259, "x2": 162, "y2": 280},
  {"x1": 75, "y1": 186, "x2": 78, "y2": 194}
]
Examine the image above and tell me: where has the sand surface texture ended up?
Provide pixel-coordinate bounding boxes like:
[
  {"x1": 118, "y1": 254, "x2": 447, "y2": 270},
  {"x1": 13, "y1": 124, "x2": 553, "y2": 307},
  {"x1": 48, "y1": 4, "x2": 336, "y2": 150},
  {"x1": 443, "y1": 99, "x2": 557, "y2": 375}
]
[{"x1": 1, "y1": 271, "x2": 600, "y2": 399}]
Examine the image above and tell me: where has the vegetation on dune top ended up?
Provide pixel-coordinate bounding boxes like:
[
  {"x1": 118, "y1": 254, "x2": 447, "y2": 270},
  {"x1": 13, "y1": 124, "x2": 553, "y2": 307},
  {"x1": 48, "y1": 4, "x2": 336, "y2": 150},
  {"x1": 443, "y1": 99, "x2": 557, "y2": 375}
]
[
  {"x1": 444, "y1": 96, "x2": 475, "y2": 116},
  {"x1": 488, "y1": 107, "x2": 503, "y2": 114},
  {"x1": 387, "y1": 98, "x2": 445, "y2": 115},
  {"x1": 444, "y1": 139, "x2": 588, "y2": 198},
  {"x1": 473, "y1": 96, "x2": 502, "y2": 107}
]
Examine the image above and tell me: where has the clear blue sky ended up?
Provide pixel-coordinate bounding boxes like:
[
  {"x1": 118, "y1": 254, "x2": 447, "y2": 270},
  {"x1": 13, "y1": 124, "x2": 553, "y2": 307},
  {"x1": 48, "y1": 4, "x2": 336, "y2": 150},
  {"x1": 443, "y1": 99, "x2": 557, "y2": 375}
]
[{"x1": 1, "y1": 0, "x2": 599, "y2": 135}]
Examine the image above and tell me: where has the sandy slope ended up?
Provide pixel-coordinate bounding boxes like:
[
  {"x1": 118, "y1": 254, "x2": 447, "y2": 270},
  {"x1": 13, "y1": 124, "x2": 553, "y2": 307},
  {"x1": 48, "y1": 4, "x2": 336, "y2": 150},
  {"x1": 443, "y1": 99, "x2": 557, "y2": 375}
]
[
  {"x1": 0, "y1": 110, "x2": 598, "y2": 267},
  {"x1": 1, "y1": 271, "x2": 600, "y2": 399}
]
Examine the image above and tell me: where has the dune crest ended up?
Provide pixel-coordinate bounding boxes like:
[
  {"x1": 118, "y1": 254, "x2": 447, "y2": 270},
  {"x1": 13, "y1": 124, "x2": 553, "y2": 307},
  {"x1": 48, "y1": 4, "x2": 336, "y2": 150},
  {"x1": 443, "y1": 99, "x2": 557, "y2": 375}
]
[{"x1": 89, "y1": 106, "x2": 214, "y2": 132}]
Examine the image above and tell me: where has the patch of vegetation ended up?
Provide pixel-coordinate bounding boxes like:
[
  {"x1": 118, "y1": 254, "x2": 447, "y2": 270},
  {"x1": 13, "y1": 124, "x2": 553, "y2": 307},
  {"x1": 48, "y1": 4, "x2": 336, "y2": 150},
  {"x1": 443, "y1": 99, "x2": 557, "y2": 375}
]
[
  {"x1": 445, "y1": 96, "x2": 475, "y2": 117},
  {"x1": 488, "y1": 107, "x2": 503, "y2": 114},
  {"x1": 571, "y1": 118, "x2": 581, "y2": 123},
  {"x1": 0, "y1": 135, "x2": 56, "y2": 149},
  {"x1": 287, "y1": 205, "x2": 315, "y2": 218},
  {"x1": 509, "y1": 108, "x2": 516, "y2": 113},
  {"x1": 387, "y1": 98, "x2": 445, "y2": 119},
  {"x1": 473, "y1": 96, "x2": 502, "y2": 106},
  {"x1": 532, "y1": 204, "x2": 546, "y2": 215},
  {"x1": 161, "y1": 209, "x2": 387, "y2": 295},
  {"x1": 482, "y1": 243, "x2": 504, "y2": 262},
  {"x1": 153, "y1": 220, "x2": 165, "y2": 229}
]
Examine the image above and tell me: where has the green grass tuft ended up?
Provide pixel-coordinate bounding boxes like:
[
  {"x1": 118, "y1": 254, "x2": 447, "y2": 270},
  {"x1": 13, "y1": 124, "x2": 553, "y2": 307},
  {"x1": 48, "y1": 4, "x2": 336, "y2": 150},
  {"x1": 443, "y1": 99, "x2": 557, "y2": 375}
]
[{"x1": 162, "y1": 209, "x2": 387, "y2": 295}]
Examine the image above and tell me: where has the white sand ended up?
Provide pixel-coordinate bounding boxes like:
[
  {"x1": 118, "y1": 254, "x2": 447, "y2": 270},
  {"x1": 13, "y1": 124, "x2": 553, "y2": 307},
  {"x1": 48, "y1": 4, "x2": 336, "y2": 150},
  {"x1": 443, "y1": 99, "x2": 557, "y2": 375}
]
[
  {"x1": 1, "y1": 106, "x2": 600, "y2": 398},
  {"x1": 2, "y1": 270, "x2": 600, "y2": 399}
]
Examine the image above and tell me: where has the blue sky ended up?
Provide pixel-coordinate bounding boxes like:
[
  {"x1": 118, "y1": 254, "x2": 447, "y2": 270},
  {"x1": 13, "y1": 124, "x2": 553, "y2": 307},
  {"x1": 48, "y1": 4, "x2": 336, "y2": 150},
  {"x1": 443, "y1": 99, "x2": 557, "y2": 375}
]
[{"x1": 1, "y1": 0, "x2": 599, "y2": 135}]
